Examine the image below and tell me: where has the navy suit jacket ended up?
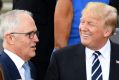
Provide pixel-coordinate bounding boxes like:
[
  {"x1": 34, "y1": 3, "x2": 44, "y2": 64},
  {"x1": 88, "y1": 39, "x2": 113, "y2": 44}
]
[
  {"x1": 45, "y1": 41, "x2": 119, "y2": 80},
  {"x1": 0, "y1": 51, "x2": 36, "y2": 80}
]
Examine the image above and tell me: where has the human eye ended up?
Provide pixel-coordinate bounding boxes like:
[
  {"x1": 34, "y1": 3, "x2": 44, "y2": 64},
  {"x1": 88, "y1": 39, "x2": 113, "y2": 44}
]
[
  {"x1": 25, "y1": 31, "x2": 35, "y2": 38},
  {"x1": 88, "y1": 22, "x2": 96, "y2": 27},
  {"x1": 80, "y1": 19, "x2": 85, "y2": 24}
]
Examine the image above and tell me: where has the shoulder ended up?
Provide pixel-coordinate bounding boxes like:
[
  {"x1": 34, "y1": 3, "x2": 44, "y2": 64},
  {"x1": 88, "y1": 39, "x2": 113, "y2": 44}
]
[
  {"x1": 0, "y1": 51, "x2": 10, "y2": 65},
  {"x1": 0, "y1": 51, "x2": 5, "y2": 61},
  {"x1": 111, "y1": 41, "x2": 119, "y2": 48},
  {"x1": 55, "y1": 43, "x2": 84, "y2": 52},
  {"x1": 111, "y1": 41, "x2": 119, "y2": 56},
  {"x1": 52, "y1": 44, "x2": 85, "y2": 59}
]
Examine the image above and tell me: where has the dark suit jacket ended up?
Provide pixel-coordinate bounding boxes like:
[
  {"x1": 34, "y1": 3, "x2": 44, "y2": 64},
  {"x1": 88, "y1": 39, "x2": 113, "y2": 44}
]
[
  {"x1": 0, "y1": 51, "x2": 36, "y2": 80},
  {"x1": 45, "y1": 41, "x2": 119, "y2": 80}
]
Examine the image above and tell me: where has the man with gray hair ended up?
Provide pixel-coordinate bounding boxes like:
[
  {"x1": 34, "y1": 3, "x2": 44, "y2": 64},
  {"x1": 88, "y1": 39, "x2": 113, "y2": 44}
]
[
  {"x1": 0, "y1": 10, "x2": 39, "y2": 80},
  {"x1": 45, "y1": 2, "x2": 119, "y2": 80}
]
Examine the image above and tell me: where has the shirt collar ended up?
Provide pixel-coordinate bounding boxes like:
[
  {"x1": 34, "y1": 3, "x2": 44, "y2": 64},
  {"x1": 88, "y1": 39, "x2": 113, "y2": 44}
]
[
  {"x1": 4, "y1": 49, "x2": 25, "y2": 70},
  {"x1": 86, "y1": 39, "x2": 111, "y2": 60}
]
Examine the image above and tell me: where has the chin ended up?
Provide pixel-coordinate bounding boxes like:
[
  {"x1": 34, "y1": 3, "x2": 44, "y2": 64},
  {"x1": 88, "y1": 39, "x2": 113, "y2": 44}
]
[
  {"x1": 30, "y1": 52, "x2": 36, "y2": 57},
  {"x1": 33, "y1": 52, "x2": 36, "y2": 56},
  {"x1": 81, "y1": 40, "x2": 89, "y2": 46}
]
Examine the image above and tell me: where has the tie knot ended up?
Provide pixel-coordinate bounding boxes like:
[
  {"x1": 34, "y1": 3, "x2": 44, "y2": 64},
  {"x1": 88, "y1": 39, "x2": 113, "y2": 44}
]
[
  {"x1": 22, "y1": 62, "x2": 31, "y2": 80},
  {"x1": 93, "y1": 51, "x2": 101, "y2": 57},
  {"x1": 23, "y1": 62, "x2": 29, "y2": 70}
]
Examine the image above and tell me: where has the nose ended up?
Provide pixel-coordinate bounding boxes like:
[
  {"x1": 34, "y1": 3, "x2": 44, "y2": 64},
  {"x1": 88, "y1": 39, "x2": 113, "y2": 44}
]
[{"x1": 33, "y1": 34, "x2": 39, "y2": 42}]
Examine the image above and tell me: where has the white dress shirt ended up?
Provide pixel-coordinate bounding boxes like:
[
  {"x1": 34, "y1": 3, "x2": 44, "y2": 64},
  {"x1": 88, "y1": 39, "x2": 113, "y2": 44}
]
[
  {"x1": 4, "y1": 49, "x2": 26, "y2": 80},
  {"x1": 86, "y1": 39, "x2": 111, "y2": 80}
]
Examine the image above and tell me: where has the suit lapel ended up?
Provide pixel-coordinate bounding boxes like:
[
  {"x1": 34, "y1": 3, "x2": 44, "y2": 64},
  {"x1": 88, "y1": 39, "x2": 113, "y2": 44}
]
[
  {"x1": 109, "y1": 42, "x2": 119, "y2": 80},
  {"x1": 76, "y1": 44, "x2": 87, "y2": 80},
  {"x1": 2, "y1": 52, "x2": 21, "y2": 79}
]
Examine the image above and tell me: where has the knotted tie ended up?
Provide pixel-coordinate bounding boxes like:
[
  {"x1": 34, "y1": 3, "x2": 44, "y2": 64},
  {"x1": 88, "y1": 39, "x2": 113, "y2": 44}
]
[
  {"x1": 92, "y1": 51, "x2": 103, "y2": 80},
  {"x1": 23, "y1": 62, "x2": 31, "y2": 80}
]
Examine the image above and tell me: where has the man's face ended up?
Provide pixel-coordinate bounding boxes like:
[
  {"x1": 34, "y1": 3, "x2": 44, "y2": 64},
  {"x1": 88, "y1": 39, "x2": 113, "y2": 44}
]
[
  {"x1": 13, "y1": 14, "x2": 39, "y2": 61},
  {"x1": 79, "y1": 12, "x2": 110, "y2": 50}
]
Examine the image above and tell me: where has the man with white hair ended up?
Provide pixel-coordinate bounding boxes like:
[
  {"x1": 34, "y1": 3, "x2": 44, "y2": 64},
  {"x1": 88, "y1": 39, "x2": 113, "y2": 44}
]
[{"x1": 0, "y1": 10, "x2": 39, "y2": 80}]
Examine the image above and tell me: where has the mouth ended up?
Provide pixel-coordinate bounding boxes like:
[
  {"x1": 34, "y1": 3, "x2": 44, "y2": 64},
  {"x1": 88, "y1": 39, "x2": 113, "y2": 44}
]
[
  {"x1": 81, "y1": 34, "x2": 90, "y2": 38},
  {"x1": 31, "y1": 45, "x2": 36, "y2": 50},
  {"x1": 80, "y1": 31, "x2": 92, "y2": 37}
]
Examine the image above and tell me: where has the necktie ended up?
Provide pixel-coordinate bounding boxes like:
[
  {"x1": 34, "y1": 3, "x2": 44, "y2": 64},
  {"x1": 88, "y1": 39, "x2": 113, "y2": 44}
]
[
  {"x1": 23, "y1": 62, "x2": 31, "y2": 80},
  {"x1": 91, "y1": 51, "x2": 103, "y2": 80}
]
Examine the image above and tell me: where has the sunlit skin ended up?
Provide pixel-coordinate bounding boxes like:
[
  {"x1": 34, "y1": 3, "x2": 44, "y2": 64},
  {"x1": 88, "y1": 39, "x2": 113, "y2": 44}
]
[
  {"x1": 79, "y1": 12, "x2": 112, "y2": 50},
  {"x1": 5, "y1": 14, "x2": 39, "y2": 61}
]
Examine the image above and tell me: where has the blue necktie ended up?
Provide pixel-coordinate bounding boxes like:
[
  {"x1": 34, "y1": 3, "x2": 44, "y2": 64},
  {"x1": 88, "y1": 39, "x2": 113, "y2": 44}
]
[
  {"x1": 23, "y1": 62, "x2": 32, "y2": 80},
  {"x1": 92, "y1": 51, "x2": 103, "y2": 80}
]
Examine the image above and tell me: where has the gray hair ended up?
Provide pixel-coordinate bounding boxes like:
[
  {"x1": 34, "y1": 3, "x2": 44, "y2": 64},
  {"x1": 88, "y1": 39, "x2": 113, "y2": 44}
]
[{"x1": 0, "y1": 9, "x2": 32, "y2": 39}]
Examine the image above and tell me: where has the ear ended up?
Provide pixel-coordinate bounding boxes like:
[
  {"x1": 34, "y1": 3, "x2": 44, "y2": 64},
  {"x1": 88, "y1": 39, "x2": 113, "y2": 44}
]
[
  {"x1": 104, "y1": 27, "x2": 112, "y2": 37},
  {"x1": 4, "y1": 34, "x2": 15, "y2": 45}
]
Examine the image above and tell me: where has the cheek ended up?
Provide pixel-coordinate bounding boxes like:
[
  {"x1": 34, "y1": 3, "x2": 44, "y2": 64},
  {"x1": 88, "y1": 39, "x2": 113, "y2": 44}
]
[
  {"x1": 94, "y1": 29, "x2": 104, "y2": 38},
  {"x1": 20, "y1": 42, "x2": 31, "y2": 56},
  {"x1": 17, "y1": 38, "x2": 31, "y2": 49},
  {"x1": 22, "y1": 41, "x2": 31, "y2": 49}
]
